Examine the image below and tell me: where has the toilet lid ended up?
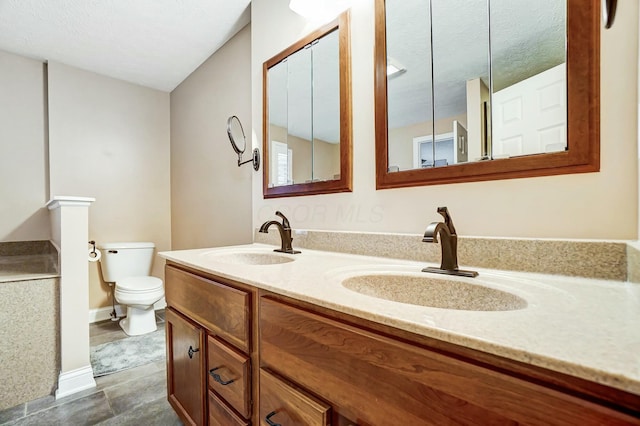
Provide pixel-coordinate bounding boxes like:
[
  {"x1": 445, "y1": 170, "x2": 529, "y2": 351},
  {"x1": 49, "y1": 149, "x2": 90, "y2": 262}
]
[{"x1": 117, "y1": 276, "x2": 163, "y2": 293}]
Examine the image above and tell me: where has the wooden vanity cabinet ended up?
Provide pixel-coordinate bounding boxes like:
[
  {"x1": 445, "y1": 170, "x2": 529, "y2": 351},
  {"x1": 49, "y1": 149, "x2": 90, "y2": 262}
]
[
  {"x1": 165, "y1": 263, "x2": 640, "y2": 425},
  {"x1": 259, "y1": 296, "x2": 640, "y2": 426},
  {"x1": 165, "y1": 264, "x2": 254, "y2": 426}
]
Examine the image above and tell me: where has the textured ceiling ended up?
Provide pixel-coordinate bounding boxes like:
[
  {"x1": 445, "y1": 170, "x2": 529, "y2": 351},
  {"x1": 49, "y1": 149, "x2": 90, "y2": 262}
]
[
  {"x1": 267, "y1": 0, "x2": 566, "y2": 143},
  {"x1": 0, "y1": 0, "x2": 251, "y2": 91},
  {"x1": 386, "y1": 0, "x2": 566, "y2": 129}
]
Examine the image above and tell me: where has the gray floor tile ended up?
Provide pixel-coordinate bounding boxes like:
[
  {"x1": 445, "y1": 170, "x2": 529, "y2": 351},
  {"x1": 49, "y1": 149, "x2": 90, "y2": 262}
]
[
  {"x1": 0, "y1": 403, "x2": 25, "y2": 424},
  {"x1": 8, "y1": 392, "x2": 113, "y2": 426},
  {"x1": 95, "y1": 361, "x2": 163, "y2": 391},
  {"x1": 90, "y1": 317, "x2": 165, "y2": 347},
  {"x1": 89, "y1": 319, "x2": 121, "y2": 337},
  {"x1": 25, "y1": 386, "x2": 101, "y2": 415},
  {"x1": 104, "y1": 369, "x2": 167, "y2": 416},
  {"x1": 90, "y1": 329, "x2": 128, "y2": 347},
  {"x1": 23, "y1": 395, "x2": 54, "y2": 415},
  {"x1": 7, "y1": 314, "x2": 174, "y2": 425},
  {"x1": 95, "y1": 396, "x2": 182, "y2": 426}
]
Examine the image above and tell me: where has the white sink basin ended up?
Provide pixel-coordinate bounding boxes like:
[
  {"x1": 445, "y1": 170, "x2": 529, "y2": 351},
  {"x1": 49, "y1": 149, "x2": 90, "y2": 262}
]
[
  {"x1": 341, "y1": 274, "x2": 527, "y2": 311},
  {"x1": 203, "y1": 251, "x2": 295, "y2": 265}
]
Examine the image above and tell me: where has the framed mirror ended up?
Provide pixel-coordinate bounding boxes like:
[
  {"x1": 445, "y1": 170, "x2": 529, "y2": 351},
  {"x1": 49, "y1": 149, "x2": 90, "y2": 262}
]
[
  {"x1": 375, "y1": 0, "x2": 599, "y2": 188},
  {"x1": 263, "y1": 11, "x2": 352, "y2": 198}
]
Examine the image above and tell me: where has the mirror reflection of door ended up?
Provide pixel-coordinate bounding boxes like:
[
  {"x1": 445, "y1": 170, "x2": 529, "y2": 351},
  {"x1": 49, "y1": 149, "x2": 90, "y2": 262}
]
[
  {"x1": 490, "y1": 1, "x2": 567, "y2": 158},
  {"x1": 385, "y1": 0, "x2": 566, "y2": 171}
]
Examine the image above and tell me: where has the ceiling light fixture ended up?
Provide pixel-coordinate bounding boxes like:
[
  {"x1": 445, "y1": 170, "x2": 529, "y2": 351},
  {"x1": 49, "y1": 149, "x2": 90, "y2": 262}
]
[{"x1": 289, "y1": 0, "x2": 351, "y2": 22}]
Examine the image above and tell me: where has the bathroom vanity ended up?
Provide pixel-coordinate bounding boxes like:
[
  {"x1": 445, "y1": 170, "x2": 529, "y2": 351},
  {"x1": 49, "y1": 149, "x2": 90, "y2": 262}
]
[{"x1": 161, "y1": 245, "x2": 640, "y2": 425}]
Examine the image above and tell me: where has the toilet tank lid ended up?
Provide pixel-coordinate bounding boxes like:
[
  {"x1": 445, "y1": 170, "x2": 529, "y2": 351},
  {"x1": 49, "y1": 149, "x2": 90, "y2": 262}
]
[{"x1": 97, "y1": 242, "x2": 155, "y2": 250}]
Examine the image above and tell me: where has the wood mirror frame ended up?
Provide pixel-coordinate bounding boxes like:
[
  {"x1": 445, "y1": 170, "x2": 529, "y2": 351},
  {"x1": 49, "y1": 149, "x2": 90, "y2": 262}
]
[
  {"x1": 263, "y1": 12, "x2": 353, "y2": 198},
  {"x1": 374, "y1": 0, "x2": 599, "y2": 188}
]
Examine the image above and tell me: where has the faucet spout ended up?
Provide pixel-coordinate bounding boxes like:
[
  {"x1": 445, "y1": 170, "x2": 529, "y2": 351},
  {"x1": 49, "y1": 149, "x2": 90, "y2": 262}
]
[
  {"x1": 422, "y1": 221, "x2": 446, "y2": 243},
  {"x1": 259, "y1": 220, "x2": 280, "y2": 234},
  {"x1": 259, "y1": 211, "x2": 301, "y2": 254},
  {"x1": 422, "y1": 207, "x2": 477, "y2": 278}
]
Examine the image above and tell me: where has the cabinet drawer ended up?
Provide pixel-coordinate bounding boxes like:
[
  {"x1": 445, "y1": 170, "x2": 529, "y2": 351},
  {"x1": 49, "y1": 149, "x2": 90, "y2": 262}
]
[
  {"x1": 259, "y1": 369, "x2": 331, "y2": 426},
  {"x1": 208, "y1": 390, "x2": 249, "y2": 426},
  {"x1": 207, "y1": 335, "x2": 251, "y2": 419},
  {"x1": 165, "y1": 265, "x2": 250, "y2": 352},
  {"x1": 260, "y1": 297, "x2": 640, "y2": 426}
]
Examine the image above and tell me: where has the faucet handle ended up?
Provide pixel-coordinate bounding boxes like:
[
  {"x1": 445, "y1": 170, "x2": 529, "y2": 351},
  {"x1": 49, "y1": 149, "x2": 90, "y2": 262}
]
[
  {"x1": 275, "y1": 211, "x2": 291, "y2": 229},
  {"x1": 436, "y1": 207, "x2": 456, "y2": 235}
]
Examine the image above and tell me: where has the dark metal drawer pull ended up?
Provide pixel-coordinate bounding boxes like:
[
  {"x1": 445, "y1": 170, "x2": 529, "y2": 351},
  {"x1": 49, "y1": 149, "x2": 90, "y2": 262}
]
[
  {"x1": 187, "y1": 345, "x2": 199, "y2": 359},
  {"x1": 209, "y1": 367, "x2": 235, "y2": 385},
  {"x1": 265, "y1": 411, "x2": 281, "y2": 426}
]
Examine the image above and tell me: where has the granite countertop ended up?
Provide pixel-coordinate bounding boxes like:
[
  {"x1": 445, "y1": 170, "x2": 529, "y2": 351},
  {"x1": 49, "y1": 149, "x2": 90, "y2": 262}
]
[{"x1": 159, "y1": 243, "x2": 640, "y2": 396}]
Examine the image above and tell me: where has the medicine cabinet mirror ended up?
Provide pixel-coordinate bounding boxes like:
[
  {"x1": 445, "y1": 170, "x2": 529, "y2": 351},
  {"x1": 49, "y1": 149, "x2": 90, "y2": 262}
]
[
  {"x1": 263, "y1": 12, "x2": 352, "y2": 198},
  {"x1": 375, "y1": 0, "x2": 599, "y2": 188}
]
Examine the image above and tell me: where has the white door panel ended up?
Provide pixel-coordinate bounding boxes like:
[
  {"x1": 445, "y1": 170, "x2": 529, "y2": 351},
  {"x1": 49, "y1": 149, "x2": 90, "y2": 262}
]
[{"x1": 493, "y1": 63, "x2": 566, "y2": 158}]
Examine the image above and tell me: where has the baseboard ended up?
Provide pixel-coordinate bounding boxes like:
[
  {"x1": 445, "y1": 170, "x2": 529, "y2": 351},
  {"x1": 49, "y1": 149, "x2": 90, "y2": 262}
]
[
  {"x1": 89, "y1": 305, "x2": 125, "y2": 323},
  {"x1": 89, "y1": 299, "x2": 167, "y2": 323},
  {"x1": 55, "y1": 366, "x2": 96, "y2": 399}
]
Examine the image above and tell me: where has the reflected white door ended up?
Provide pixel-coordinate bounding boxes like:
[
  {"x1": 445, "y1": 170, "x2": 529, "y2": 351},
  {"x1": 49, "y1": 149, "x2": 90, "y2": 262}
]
[{"x1": 492, "y1": 63, "x2": 566, "y2": 158}]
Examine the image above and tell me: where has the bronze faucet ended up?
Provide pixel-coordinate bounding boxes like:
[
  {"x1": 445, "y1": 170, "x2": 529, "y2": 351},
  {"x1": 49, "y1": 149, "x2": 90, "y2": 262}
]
[
  {"x1": 259, "y1": 211, "x2": 301, "y2": 254},
  {"x1": 422, "y1": 207, "x2": 478, "y2": 277}
]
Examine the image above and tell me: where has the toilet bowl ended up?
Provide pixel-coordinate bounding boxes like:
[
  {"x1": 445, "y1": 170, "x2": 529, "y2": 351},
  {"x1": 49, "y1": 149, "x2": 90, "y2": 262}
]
[
  {"x1": 97, "y1": 242, "x2": 164, "y2": 336},
  {"x1": 115, "y1": 276, "x2": 164, "y2": 336}
]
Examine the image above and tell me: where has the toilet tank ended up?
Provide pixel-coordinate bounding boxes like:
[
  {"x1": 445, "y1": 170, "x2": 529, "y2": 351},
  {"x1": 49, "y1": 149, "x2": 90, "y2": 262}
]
[{"x1": 97, "y1": 242, "x2": 155, "y2": 283}]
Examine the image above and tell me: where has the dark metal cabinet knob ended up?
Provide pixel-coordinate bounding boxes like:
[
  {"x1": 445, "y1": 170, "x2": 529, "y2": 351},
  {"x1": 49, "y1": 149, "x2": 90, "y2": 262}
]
[{"x1": 187, "y1": 345, "x2": 199, "y2": 359}]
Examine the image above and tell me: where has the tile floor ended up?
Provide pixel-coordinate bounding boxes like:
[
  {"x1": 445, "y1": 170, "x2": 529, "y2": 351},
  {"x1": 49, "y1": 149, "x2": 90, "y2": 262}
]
[{"x1": 0, "y1": 312, "x2": 182, "y2": 425}]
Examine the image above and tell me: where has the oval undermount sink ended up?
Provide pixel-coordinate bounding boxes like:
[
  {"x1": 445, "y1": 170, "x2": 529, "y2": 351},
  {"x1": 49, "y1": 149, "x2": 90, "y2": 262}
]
[
  {"x1": 342, "y1": 274, "x2": 527, "y2": 311},
  {"x1": 206, "y1": 252, "x2": 295, "y2": 265}
]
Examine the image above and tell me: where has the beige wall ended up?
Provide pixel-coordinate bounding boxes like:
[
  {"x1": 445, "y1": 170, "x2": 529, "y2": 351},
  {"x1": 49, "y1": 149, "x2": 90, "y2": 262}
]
[
  {"x1": 170, "y1": 24, "x2": 253, "y2": 250},
  {"x1": 0, "y1": 50, "x2": 50, "y2": 242},
  {"x1": 466, "y1": 77, "x2": 490, "y2": 161},
  {"x1": 313, "y1": 136, "x2": 341, "y2": 180},
  {"x1": 388, "y1": 114, "x2": 467, "y2": 170},
  {"x1": 47, "y1": 62, "x2": 171, "y2": 309},
  {"x1": 268, "y1": 123, "x2": 340, "y2": 184},
  {"x1": 252, "y1": 0, "x2": 639, "y2": 240}
]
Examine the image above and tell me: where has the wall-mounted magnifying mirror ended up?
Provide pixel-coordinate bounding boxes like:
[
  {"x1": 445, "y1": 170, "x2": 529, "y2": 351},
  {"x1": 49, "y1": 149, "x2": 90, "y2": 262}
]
[
  {"x1": 227, "y1": 115, "x2": 260, "y2": 171},
  {"x1": 375, "y1": 0, "x2": 599, "y2": 188},
  {"x1": 263, "y1": 11, "x2": 352, "y2": 198}
]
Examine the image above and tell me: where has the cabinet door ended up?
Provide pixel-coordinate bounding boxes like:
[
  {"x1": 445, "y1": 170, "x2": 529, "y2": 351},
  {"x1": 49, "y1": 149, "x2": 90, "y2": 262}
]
[
  {"x1": 259, "y1": 369, "x2": 331, "y2": 426},
  {"x1": 166, "y1": 308, "x2": 206, "y2": 426}
]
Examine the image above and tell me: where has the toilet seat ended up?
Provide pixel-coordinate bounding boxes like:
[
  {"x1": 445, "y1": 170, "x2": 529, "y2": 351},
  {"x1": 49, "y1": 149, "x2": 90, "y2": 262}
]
[{"x1": 117, "y1": 276, "x2": 163, "y2": 293}]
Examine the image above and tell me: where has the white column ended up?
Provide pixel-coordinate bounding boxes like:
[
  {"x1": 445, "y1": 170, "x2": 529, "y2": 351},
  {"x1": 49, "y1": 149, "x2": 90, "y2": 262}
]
[{"x1": 47, "y1": 196, "x2": 96, "y2": 399}]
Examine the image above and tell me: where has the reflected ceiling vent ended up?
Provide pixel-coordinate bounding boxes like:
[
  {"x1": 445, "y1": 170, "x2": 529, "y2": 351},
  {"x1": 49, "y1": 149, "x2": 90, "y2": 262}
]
[{"x1": 387, "y1": 57, "x2": 406, "y2": 78}]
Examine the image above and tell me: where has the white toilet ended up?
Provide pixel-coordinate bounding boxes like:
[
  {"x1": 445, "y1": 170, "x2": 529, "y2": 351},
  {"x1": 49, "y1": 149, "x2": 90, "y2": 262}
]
[{"x1": 98, "y1": 242, "x2": 164, "y2": 336}]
